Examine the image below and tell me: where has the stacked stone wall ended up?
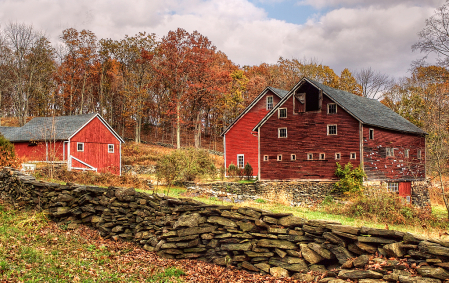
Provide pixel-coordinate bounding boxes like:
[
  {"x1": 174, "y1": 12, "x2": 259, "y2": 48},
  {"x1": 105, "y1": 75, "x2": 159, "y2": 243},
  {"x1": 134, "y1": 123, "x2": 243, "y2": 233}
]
[{"x1": 0, "y1": 168, "x2": 447, "y2": 282}]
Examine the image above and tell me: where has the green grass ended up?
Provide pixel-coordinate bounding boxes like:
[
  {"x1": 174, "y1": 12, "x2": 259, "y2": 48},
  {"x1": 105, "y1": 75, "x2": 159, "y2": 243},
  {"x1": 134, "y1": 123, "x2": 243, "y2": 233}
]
[
  {"x1": 238, "y1": 179, "x2": 256, "y2": 184},
  {"x1": 0, "y1": 203, "x2": 185, "y2": 282}
]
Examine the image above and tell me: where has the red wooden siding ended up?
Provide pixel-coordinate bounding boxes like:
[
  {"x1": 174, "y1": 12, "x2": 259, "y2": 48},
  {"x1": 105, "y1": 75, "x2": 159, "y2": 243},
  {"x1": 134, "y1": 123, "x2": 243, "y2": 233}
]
[
  {"x1": 14, "y1": 141, "x2": 65, "y2": 162},
  {"x1": 259, "y1": 91, "x2": 360, "y2": 181},
  {"x1": 225, "y1": 91, "x2": 281, "y2": 175},
  {"x1": 362, "y1": 125, "x2": 425, "y2": 180},
  {"x1": 399, "y1": 182, "x2": 411, "y2": 198},
  {"x1": 70, "y1": 117, "x2": 121, "y2": 175}
]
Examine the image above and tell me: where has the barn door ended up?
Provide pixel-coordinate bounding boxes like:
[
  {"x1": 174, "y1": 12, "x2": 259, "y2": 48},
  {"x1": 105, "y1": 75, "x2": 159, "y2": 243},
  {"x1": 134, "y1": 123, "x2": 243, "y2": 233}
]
[{"x1": 399, "y1": 182, "x2": 411, "y2": 202}]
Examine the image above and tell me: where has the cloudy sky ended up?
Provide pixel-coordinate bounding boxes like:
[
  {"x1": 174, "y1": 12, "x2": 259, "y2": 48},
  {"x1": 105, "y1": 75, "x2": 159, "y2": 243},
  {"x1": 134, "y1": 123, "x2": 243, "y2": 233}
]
[{"x1": 0, "y1": 0, "x2": 445, "y2": 78}]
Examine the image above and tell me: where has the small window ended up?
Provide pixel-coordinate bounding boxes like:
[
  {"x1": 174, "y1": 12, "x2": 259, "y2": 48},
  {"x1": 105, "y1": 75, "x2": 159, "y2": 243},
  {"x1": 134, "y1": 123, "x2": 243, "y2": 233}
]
[
  {"x1": 77, "y1": 142, "x2": 84, "y2": 152},
  {"x1": 237, "y1": 154, "x2": 244, "y2": 168},
  {"x1": 267, "y1": 96, "x2": 273, "y2": 110},
  {"x1": 386, "y1": 147, "x2": 394, "y2": 157},
  {"x1": 108, "y1": 144, "x2": 114, "y2": 153},
  {"x1": 278, "y1": 128, "x2": 287, "y2": 138},
  {"x1": 264, "y1": 155, "x2": 269, "y2": 161},
  {"x1": 277, "y1": 155, "x2": 282, "y2": 161},
  {"x1": 327, "y1": 103, "x2": 337, "y2": 114},
  {"x1": 350, "y1": 152, "x2": 356, "y2": 159},
  {"x1": 307, "y1": 153, "x2": 313, "y2": 160},
  {"x1": 388, "y1": 182, "x2": 399, "y2": 193},
  {"x1": 291, "y1": 154, "x2": 296, "y2": 161},
  {"x1": 405, "y1": 149, "x2": 409, "y2": 158},
  {"x1": 369, "y1": 129, "x2": 374, "y2": 140},
  {"x1": 319, "y1": 153, "x2": 325, "y2": 160},
  {"x1": 278, "y1": 108, "x2": 287, "y2": 118},
  {"x1": 418, "y1": 149, "x2": 422, "y2": 159},
  {"x1": 327, "y1": 125, "x2": 337, "y2": 135},
  {"x1": 335, "y1": 153, "x2": 341, "y2": 160}
]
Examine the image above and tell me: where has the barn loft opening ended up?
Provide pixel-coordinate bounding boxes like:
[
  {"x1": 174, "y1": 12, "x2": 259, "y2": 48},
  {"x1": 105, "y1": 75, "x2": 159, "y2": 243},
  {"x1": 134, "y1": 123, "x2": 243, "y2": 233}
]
[{"x1": 294, "y1": 81, "x2": 322, "y2": 112}]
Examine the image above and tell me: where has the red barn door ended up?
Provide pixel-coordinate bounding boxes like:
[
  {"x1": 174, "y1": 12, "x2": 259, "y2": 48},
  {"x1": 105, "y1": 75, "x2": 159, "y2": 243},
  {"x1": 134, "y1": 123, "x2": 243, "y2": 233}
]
[{"x1": 399, "y1": 182, "x2": 411, "y2": 202}]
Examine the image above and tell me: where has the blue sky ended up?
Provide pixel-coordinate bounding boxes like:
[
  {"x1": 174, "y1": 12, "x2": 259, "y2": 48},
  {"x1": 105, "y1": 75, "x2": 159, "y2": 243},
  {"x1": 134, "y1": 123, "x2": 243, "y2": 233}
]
[{"x1": 0, "y1": 0, "x2": 445, "y2": 79}]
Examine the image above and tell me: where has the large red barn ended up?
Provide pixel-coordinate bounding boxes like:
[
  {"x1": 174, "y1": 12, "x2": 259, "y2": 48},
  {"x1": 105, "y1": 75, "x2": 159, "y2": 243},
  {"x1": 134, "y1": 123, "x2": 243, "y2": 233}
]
[{"x1": 0, "y1": 114, "x2": 124, "y2": 175}]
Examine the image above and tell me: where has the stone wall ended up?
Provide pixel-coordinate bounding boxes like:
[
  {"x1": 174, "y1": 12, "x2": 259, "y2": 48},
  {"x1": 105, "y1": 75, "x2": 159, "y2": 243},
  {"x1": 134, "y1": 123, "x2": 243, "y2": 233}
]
[
  {"x1": 122, "y1": 165, "x2": 156, "y2": 175},
  {"x1": 1, "y1": 167, "x2": 448, "y2": 282},
  {"x1": 364, "y1": 180, "x2": 430, "y2": 208}
]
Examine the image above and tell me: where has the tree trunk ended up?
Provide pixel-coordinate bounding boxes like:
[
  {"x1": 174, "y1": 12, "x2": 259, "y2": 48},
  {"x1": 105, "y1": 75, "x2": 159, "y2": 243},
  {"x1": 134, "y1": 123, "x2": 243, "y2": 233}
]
[
  {"x1": 194, "y1": 112, "x2": 201, "y2": 148},
  {"x1": 176, "y1": 100, "x2": 181, "y2": 149}
]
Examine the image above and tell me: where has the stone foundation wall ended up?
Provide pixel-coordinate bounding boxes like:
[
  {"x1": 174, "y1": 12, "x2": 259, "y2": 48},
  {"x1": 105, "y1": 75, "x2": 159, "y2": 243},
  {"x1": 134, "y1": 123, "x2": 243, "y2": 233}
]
[
  {"x1": 1, "y1": 168, "x2": 447, "y2": 282},
  {"x1": 122, "y1": 165, "x2": 156, "y2": 175}
]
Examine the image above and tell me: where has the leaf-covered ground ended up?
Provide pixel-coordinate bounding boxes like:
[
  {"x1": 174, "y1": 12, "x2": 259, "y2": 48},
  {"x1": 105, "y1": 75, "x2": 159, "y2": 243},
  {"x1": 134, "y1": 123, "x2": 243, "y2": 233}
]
[{"x1": 0, "y1": 200, "x2": 298, "y2": 282}]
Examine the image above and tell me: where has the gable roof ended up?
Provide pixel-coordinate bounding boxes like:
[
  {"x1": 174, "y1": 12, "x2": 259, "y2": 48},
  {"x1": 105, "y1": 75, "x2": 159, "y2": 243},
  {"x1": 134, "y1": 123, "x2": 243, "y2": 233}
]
[
  {"x1": 221, "y1": 86, "x2": 289, "y2": 136},
  {"x1": 253, "y1": 77, "x2": 427, "y2": 135},
  {"x1": 0, "y1": 113, "x2": 125, "y2": 143}
]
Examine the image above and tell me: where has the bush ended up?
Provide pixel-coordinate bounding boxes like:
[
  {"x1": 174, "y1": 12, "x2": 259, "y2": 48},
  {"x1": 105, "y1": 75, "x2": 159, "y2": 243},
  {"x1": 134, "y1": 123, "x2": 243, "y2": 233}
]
[
  {"x1": 243, "y1": 162, "x2": 253, "y2": 180},
  {"x1": 227, "y1": 164, "x2": 238, "y2": 177},
  {"x1": 333, "y1": 162, "x2": 366, "y2": 194},
  {"x1": 0, "y1": 134, "x2": 19, "y2": 168}
]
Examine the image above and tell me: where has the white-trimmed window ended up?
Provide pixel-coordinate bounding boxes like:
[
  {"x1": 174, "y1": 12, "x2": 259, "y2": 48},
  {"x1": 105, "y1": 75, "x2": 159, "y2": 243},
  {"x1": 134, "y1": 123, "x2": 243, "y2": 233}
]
[
  {"x1": 386, "y1": 147, "x2": 394, "y2": 157},
  {"x1": 319, "y1": 153, "x2": 325, "y2": 160},
  {"x1": 335, "y1": 152, "x2": 341, "y2": 160},
  {"x1": 267, "y1": 96, "x2": 273, "y2": 110},
  {"x1": 108, "y1": 144, "x2": 114, "y2": 153},
  {"x1": 291, "y1": 154, "x2": 296, "y2": 161},
  {"x1": 327, "y1": 103, "x2": 337, "y2": 114},
  {"x1": 418, "y1": 149, "x2": 422, "y2": 159},
  {"x1": 388, "y1": 182, "x2": 399, "y2": 193},
  {"x1": 369, "y1": 129, "x2": 374, "y2": 140},
  {"x1": 277, "y1": 154, "x2": 282, "y2": 161},
  {"x1": 77, "y1": 142, "x2": 84, "y2": 152},
  {"x1": 307, "y1": 153, "x2": 313, "y2": 160},
  {"x1": 278, "y1": 108, "x2": 287, "y2": 118},
  {"x1": 350, "y1": 152, "x2": 356, "y2": 159},
  {"x1": 237, "y1": 154, "x2": 244, "y2": 168},
  {"x1": 405, "y1": 149, "x2": 410, "y2": 158},
  {"x1": 264, "y1": 155, "x2": 269, "y2": 161},
  {"x1": 327, "y1": 125, "x2": 337, "y2": 135},
  {"x1": 278, "y1": 128, "x2": 287, "y2": 138}
]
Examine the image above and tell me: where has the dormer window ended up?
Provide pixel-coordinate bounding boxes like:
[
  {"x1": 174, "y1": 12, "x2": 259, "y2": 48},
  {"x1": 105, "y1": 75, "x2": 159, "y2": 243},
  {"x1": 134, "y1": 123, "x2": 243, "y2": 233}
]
[{"x1": 267, "y1": 96, "x2": 273, "y2": 110}]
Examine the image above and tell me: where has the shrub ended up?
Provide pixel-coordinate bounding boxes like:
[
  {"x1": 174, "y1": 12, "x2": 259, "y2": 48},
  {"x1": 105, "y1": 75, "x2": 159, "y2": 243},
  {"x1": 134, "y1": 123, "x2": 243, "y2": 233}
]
[
  {"x1": 255, "y1": 198, "x2": 266, "y2": 204},
  {"x1": 243, "y1": 162, "x2": 253, "y2": 180},
  {"x1": 0, "y1": 134, "x2": 19, "y2": 168},
  {"x1": 227, "y1": 164, "x2": 238, "y2": 177},
  {"x1": 333, "y1": 162, "x2": 366, "y2": 194}
]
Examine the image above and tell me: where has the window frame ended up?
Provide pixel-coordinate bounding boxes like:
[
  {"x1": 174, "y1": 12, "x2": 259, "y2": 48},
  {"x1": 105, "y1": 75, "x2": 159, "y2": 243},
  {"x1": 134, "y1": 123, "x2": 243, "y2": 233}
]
[
  {"x1": 291, "y1": 154, "x2": 296, "y2": 161},
  {"x1": 307, "y1": 153, "x2": 313, "y2": 160},
  {"x1": 319, "y1": 153, "x2": 325, "y2": 160},
  {"x1": 327, "y1": 103, "x2": 337, "y2": 114},
  {"x1": 77, "y1": 142, "x2": 84, "y2": 152},
  {"x1": 237, "y1": 154, "x2": 244, "y2": 168},
  {"x1": 278, "y1": 127, "x2": 287, "y2": 138},
  {"x1": 418, "y1": 149, "x2": 422, "y2": 159},
  {"x1": 405, "y1": 149, "x2": 409, "y2": 158},
  {"x1": 386, "y1": 147, "x2": 394, "y2": 157},
  {"x1": 388, "y1": 182, "x2": 399, "y2": 193},
  {"x1": 350, "y1": 152, "x2": 356, "y2": 159},
  {"x1": 263, "y1": 155, "x2": 269, "y2": 161},
  {"x1": 327, "y1": 124, "x2": 337, "y2": 135},
  {"x1": 335, "y1": 152, "x2": 341, "y2": 160},
  {"x1": 369, "y1": 128, "x2": 374, "y2": 140},
  {"x1": 277, "y1": 154, "x2": 282, "y2": 161},
  {"x1": 278, "y1": 108, "x2": 287, "y2": 118},
  {"x1": 108, "y1": 144, "x2": 114, "y2": 153},
  {"x1": 267, "y1": 96, "x2": 273, "y2": 110}
]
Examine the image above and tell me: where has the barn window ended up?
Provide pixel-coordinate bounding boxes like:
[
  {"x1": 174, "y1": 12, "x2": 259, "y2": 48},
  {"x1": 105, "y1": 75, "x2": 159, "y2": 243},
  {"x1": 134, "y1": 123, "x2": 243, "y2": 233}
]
[
  {"x1": 267, "y1": 96, "x2": 273, "y2": 110},
  {"x1": 291, "y1": 154, "x2": 296, "y2": 161},
  {"x1": 405, "y1": 149, "x2": 409, "y2": 158},
  {"x1": 237, "y1": 154, "x2": 244, "y2": 168},
  {"x1": 327, "y1": 125, "x2": 337, "y2": 135},
  {"x1": 327, "y1": 103, "x2": 337, "y2": 114},
  {"x1": 307, "y1": 153, "x2": 313, "y2": 160},
  {"x1": 278, "y1": 108, "x2": 287, "y2": 118},
  {"x1": 108, "y1": 144, "x2": 114, "y2": 153},
  {"x1": 418, "y1": 149, "x2": 422, "y2": 159},
  {"x1": 264, "y1": 155, "x2": 269, "y2": 161},
  {"x1": 386, "y1": 147, "x2": 394, "y2": 157},
  {"x1": 319, "y1": 153, "x2": 325, "y2": 160},
  {"x1": 350, "y1": 152, "x2": 356, "y2": 159},
  {"x1": 388, "y1": 182, "x2": 399, "y2": 193},
  {"x1": 277, "y1": 155, "x2": 282, "y2": 161},
  {"x1": 77, "y1": 142, "x2": 84, "y2": 152},
  {"x1": 278, "y1": 128, "x2": 287, "y2": 138},
  {"x1": 369, "y1": 129, "x2": 374, "y2": 140},
  {"x1": 335, "y1": 152, "x2": 341, "y2": 160}
]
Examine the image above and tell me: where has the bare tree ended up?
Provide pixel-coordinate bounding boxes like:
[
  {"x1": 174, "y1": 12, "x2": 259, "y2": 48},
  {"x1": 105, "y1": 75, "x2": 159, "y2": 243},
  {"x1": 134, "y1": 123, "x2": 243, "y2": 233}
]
[
  {"x1": 412, "y1": 1, "x2": 449, "y2": 65},
  {"x1": 354, "y1": 67, "x2": 393, "y2": 99}
]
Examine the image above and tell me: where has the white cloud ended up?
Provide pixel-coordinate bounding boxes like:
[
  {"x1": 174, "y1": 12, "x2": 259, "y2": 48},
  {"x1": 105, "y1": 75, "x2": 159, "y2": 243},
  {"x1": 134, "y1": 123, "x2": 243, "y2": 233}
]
[
  {"x1": 0, "y1": 0, "x2": 444, "y2": 78},
  {"x1": 297, "y1": 0, "x2": 444, "y2": 9}
]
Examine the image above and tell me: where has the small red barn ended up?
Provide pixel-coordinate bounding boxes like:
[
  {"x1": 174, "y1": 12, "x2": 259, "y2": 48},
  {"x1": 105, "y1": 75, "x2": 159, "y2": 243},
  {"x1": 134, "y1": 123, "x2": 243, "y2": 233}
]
[
  {"x1": 0, "y1": 113, "x2": 124, "y2": 175},
  {"x1": 221, "y1": 87, "x2": 288, "y2": 177}
]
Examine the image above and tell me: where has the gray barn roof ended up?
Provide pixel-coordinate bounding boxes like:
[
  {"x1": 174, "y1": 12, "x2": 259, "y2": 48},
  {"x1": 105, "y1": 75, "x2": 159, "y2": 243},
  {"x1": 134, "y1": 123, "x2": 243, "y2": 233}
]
[
  {"x1": 307, "y1": 79, "x2": 426, "y2": 135},
  {"x1": 0, "y1": 114, "x2": 125, "y2": 143}
]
